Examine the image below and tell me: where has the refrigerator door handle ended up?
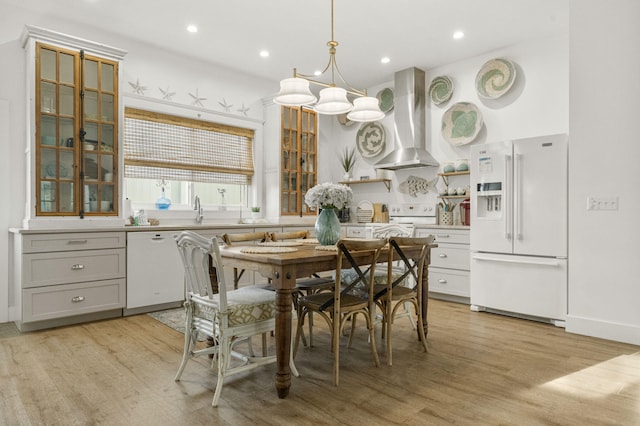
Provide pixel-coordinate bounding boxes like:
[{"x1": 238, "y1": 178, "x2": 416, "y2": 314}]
[
  {"x1": 471, "y1": 253, "x2": 560, "y2": 267},
  {"x1": 504, "y1": 154, "x2": 512, "y2": 240},
  {"x1": 514, "y1": 153, "x2": 522, "y2": 240}
]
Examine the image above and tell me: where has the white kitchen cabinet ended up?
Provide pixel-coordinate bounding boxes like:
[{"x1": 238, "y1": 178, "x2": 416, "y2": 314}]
[
  {"x1": 416, "y1": 227, "x2": 470, "y2": 303},
  {"x1": 12, "y1": 231, "x2": 126, "y2": 331},
  {"x1": 126, "y1": 231, "x2": 184, "y2": 313}
]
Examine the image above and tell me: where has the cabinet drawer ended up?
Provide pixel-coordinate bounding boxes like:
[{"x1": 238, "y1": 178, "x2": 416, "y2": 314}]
[
  {"x1": 431, "y1": 245, "x2": 470, "y2": 270},
  {"x1": 346, "y1": 227, "x2": 367, "y2": 238},
  {"x1": 23, "y1": 279, "x2": 125, "y2": 322},
  {"x1": 23, "y1": 248, "x2": 126, "y2": 288},
  {"x1": 23, "y1": 232, "x2": 126, "y2": 253},
  {"x1": 416, "y1": 228, "x2": 469, "y2": 244},
  {"x1": 428, "y1": 268, "x2": 469, "y2": 297}
]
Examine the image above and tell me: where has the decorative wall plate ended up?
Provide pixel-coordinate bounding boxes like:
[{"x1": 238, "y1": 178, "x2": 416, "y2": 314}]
[
  {"x1": 336, "y1": 113, "x2": 355, "y2": 127},
  {"x1": 376, "y1": 88, "x2": 394, "y2": 113},
  {"x1": 441, "y1": 102, "x2": 483, "y2": 146},
  {"x1": 475, "y1": 58, "x2": 517, "y2": 99},
  {"x1": 356, "y1": 122, "x2": 386, "y2": 158},
  {"x1": 429, "y1": 76, "x2": 454, "y2": 105}
]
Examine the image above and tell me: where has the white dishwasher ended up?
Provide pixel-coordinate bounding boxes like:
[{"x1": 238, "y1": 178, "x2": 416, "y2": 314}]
[{"x1": 127, "y1": 231, "x2": 184, "y2": 310}]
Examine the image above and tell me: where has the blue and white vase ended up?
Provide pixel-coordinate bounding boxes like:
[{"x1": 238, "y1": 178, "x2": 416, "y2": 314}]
[{"x1": 315, "y1": 208, "x2": 341, "y2": 246}]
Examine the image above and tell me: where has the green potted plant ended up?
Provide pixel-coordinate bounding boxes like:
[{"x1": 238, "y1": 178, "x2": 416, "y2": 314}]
[
  {"x1": 339, "y1": 146, "x2": 356, "y2": 181},
  {"x1": 250, "y1": 206, "x2": 261, "y2": 219}
]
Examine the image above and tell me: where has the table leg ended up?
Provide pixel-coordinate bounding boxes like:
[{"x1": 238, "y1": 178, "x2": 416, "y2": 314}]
[
  {"x1": 274, "y1": 271, "x2": 295, "y2": 399},
  {"x1": 418, "y1": 254, "x2": 430, "y2": 341}
]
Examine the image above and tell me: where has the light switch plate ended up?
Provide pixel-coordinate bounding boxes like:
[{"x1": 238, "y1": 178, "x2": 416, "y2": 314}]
[{"x1": 587, "y1": 196, "x2": 618, "y2": 211}]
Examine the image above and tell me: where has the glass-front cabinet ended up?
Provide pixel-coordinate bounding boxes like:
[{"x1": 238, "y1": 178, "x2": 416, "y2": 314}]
[
  {"x1": 23, "y1": 26, "x2": 126, "y2": 226},
  {"x1": 280, "y1": 106, "x2": 318, "y2": 216},
  {"x1": 36, "y1": 43, "x2": 118, "y2": 216}
]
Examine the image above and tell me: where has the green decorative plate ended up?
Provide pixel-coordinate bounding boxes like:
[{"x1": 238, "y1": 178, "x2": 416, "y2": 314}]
[
  {"x1": 376, "y1": 88, "x2": 394, "y2": 113},
  {"x1": 429, "y1": 76, "x2": 454, "y2": 105},
  {"x1": 356, "y1": 122, "x2": 386, "y2": 158},
  {"x1": 441, "y1": 102, "x2": 483, "y2": 146},
  {"x1": 476, "y1": 58, "x2": 516, "y2": 99}
]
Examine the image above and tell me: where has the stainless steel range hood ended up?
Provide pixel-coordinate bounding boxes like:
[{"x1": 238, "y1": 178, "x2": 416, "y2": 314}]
[{"x1": 375, "y1": 67, "x2": 439, "y2": 170}]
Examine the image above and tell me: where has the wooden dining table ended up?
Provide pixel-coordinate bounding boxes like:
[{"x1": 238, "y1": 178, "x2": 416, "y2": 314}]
[{"x1": 218, "y1": 240, "x2": 435, "y2": 399}]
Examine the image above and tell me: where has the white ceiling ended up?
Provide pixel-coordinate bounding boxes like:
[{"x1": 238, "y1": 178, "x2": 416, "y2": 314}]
[{"x1": 5, "y1": 0, "x2": 569, "y2": 89}]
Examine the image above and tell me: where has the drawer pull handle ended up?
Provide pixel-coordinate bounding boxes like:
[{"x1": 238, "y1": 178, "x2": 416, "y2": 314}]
[
  {"x1": 71, "y1": 264, "x2": 85, "y2": 270},
  {"x1": 439, "y1": 254, "x2": 448, "y2": 258},
  {"x1": 438, "y1": 279, "x2": 447, "y2": 284},
  {"x1": 67, "y1": 240, "x2": 88, "y2": 245},
  {"x1": 436, "y1": 234, "x2": 450, "y2": 238},
  {"x1": 71, "y1": 296, "x2": 85, "y2": 303}
]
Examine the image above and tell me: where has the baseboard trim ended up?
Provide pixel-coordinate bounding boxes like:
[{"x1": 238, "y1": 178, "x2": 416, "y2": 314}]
[{"x1": 566, "y1": 314, "x2": 640, "y2": 346}]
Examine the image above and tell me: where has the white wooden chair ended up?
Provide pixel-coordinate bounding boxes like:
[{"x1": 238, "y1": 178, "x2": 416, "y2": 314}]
[{"x1": 174, "y1": 230, "x2": 298, "y2": 407}]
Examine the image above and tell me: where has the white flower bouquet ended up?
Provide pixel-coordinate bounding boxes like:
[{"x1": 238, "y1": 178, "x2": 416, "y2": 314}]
[{"x1": 304, "y1": 182, "x2": 353, "y2": 210}]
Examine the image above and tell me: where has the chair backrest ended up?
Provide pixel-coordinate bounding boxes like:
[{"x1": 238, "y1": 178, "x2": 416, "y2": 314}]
[
  {"x1": 221, "y1": 231, "x2": 268, "y2": 246},
  {"x1": 175, "y1": 230, "x2": 229, "y2": 309},
  {"x1": 371, "y1": 224, "x2": 415, "y2": 239},
  {"x1": 269, "y1": 230, "x2": 309, "y2": 242},
  {"x1": 321, "y1": 238, "x2": 387, "y2": 311},
  {"x1": 375, "y1": 235, "x2": 435, "y2": 300}
]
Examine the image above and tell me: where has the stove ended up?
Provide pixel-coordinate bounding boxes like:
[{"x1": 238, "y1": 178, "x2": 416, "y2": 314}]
[{"x1": 388, "y1": 202, "x2": 437, "y2": 225}]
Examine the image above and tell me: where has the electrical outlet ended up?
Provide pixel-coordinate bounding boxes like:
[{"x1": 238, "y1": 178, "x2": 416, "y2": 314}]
[{"x1": 587, "y1": 196, "x2": 618, "y2": 211}]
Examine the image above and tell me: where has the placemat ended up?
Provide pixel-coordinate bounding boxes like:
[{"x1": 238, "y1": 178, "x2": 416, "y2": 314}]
[
  {"x1": 296, "y1": 238, "x2": 319, "y2": 245},
  {"x1": 257, "y1": 241, "x2": 303, "y2": 247},
  {"x1": 240, "y1": 246, "x2": 298, "y2": 254},
  {"x1": 315, "y1": 245, "x2": 338, "y2": 251}
]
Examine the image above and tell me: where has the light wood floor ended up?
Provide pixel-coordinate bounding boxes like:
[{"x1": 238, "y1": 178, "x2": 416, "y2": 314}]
[{"x1": 1, "y1": 299, "x2": 639, "y2": 425}]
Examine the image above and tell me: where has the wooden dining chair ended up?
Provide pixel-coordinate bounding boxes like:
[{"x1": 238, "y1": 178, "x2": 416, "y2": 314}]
[
  {"x1": 294, "y1": 238, "x2": 386, "y2": 386},
  {"x1": 269, "y1": 230, "x2": 334, "y2": 347},
  {"x1": 373, "y1": 235, "x2": 435, "y2": 366},
  {"x1": 220, "y1": 231, "x2": 268, "y2": 289},
  {"x1": 174, "y1": 230, "x2": 298, "y2": 407}
]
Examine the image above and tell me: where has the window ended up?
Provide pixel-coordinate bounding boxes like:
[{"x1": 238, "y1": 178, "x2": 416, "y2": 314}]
[{"x1": 123, "y1": 108, "x2": 254, "y2": 208}]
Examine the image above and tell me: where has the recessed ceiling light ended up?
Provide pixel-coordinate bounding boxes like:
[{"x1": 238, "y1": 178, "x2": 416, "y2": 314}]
[
  {"x1": 314, "y1": 70, "x2": 322, "y2": 76},
  {"x1": 259, "y1": 50, "x2": 269, "y2": 58},
  {"x1": 187, "y1": 24, "x2": 198, "y2": 33},
  {"x1": 381, "y1": 57, "x2": 390, "y2": 64},
  {"x1": 453, "y1": 31, "x2": 464, "y2": 40}
]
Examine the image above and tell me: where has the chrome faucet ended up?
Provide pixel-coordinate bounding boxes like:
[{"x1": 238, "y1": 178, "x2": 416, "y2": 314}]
[{"x1": 194, "y1": 195, "x2": 204, "y2": 224}]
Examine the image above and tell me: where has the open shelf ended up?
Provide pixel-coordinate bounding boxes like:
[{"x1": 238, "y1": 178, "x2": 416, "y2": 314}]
[{"x1": 339, "y1": 178, "x2": 391, "y2": 192}]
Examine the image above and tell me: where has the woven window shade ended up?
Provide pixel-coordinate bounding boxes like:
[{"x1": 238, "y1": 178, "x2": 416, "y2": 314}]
[{"x1": 123, "y1": 107, "x2": 254, "y2": 185}]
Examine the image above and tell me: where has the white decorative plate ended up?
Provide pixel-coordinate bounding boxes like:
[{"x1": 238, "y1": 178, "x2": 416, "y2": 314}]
[
  {"x1": 376, "y1": 88, "x2": 394, "y2": 113},
  {"x1": 357, "y1": 200, "x2": 373, "y2": 211},
  {"x1": 356, "y1": 122, "x2": 386, "y2": 158},
  {"x1": 429, "y1": 76, "x2": 454, "y2": 105},
  {"x1": 441, "y1": 102, "x2": 483, "y2": 146},
  {"x1": 475, "y1": 58, "x2": 516, "y2": 99}
]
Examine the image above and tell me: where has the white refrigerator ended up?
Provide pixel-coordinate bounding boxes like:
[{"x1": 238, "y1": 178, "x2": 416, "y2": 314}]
[{"x1": 469, "y1": 134, "x2": 568, "y2": 325}]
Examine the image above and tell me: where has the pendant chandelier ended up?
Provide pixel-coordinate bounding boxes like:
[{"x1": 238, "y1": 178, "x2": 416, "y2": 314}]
[{"x1": 273, "y1": 0, "x2": 385, "y2": 122}]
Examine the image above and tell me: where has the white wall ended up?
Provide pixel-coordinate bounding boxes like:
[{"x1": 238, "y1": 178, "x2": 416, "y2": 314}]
[
  {"x1": 0, "y1": 4, "x2": 275, "y2": 322},
  {"x1": 566, "y1": 0, "x2": 640, "y2": 344},
  {"x1": 322, "y1": 35, "x2": 569, "y2": 217}
]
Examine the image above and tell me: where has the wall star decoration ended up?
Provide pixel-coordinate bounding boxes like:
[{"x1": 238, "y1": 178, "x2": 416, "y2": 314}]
[
  {"x1": 218, "y1": 98, "x2": 233, "y2": 113},
  {"x1": 159, "y1": 86, "x2": 176, "y2": 101},
  {"x1": 189, "y1": 89, "x2": 207, "y2": 107},
  {"x1": 237, "y1": 104, "x2": 250, "y2": 116},
  {"x1": 128, "y1": 79, "x2": 147, "y2": 95}
]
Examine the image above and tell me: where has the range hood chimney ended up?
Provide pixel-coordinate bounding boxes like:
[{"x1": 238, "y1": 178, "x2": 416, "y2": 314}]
[{"x1": 375, "y1": 67, "x2": 439, "y2": 170}]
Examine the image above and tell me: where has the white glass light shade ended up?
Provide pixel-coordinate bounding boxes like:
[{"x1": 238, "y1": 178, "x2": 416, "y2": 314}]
[
  {"x1": 347, "y1": 96, "x2": 385, "y2": 122},
  {"x1": 314, "y1": 87, "x2": 353, "y2": 115},
  {"x1": 273, "y1": 78, "x2": 317, "y2": 106}
]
